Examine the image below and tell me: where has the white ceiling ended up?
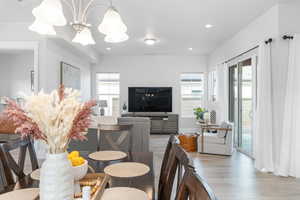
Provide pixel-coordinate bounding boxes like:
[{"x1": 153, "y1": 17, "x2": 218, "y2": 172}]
[{"x1": 0, "y1": 0, "x2": 286, "y2": 56}]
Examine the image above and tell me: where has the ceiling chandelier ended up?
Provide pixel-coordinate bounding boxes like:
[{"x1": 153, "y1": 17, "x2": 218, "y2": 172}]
[{"x1": 29, "y1": 0, "x2": 129, "y2": 46}]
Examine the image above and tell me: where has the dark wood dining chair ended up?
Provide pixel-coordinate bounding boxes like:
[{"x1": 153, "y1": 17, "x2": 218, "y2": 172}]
[
  {"x1": 175, "y1": 166, "x2": 218, "y2": 200},
  {"x1": 158, "y1": 135, "x2": 192, "y2": 200},
  {"x1": 0, "y1": 136, "x2": 38, "y2": 191}
]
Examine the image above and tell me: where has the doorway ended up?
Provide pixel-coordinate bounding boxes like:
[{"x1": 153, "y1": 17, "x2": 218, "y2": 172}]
[{"x1": 229, "y1": 57, "x2": 257, "y2": 157}]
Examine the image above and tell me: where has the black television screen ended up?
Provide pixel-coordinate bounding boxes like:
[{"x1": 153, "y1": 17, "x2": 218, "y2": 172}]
[{"x1": 128, "y1": 87, "x2": 172, "y2": 112}]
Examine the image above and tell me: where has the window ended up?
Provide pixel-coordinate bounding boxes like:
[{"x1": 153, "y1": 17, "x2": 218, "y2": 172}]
[
  {"x1": 209, "y1": 71, "x2": 217, "y2": 102},
  {"x1": 96, "y1": 73, "x2": 120, "y2": 116},
  {"x1": 180, "y1": 73, "x2": 204, "y2": 118}
]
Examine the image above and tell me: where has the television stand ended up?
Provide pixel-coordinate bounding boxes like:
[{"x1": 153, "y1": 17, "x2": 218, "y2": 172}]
[{"x1": 121, "y1": 113, "x2": 178, "y2": 134}]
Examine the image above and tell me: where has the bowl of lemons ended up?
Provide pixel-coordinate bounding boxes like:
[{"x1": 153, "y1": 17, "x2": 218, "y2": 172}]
[{"x1": 68, "y1": 151, "x2": 88, "y2": 181}]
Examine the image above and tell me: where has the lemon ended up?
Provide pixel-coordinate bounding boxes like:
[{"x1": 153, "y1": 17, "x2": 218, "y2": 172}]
[
  {"x1": 71, "y1": 157, "x2": 85, "y2": 166},
  {"x1": 69, "y1": 151, "x2": 79, "y2": 158}
]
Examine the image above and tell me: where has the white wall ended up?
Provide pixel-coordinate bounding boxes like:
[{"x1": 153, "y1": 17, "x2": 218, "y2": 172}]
[
  {"x1": 0, "y1": 51, "x2": 34, "y2": 98},
  {"x1": 278, "y1": 0, "x2": 300, "y2": 35},
  {"x1": 0, "y1": 23, "x2": 95, "y2": 100},
  {"x1": 39, "y1": 39, "x2": 92, "y2": 101},
  {"x1": 0, "y1": 54, "x2": 12, "y2": 96},
  {"x1": 92, "y1": 55, "x2": 208, "y2": 132},
  {"x1": 207, "y1": 0, "x2": 300, "y2": 167},
  {"x1": 208, "y1": 5, "x2": 279, "y2": 68}
]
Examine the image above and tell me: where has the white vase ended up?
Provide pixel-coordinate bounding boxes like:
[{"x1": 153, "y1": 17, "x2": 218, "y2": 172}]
[{"x1": 39, "y1": 152, "x2": 74, "y2": 200}]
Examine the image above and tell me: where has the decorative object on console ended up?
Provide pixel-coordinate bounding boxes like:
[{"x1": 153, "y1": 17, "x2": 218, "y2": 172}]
[
  {"x1": 29, "y1": 0, "x2": 128, "y2": 45},
  {"x1": 122, "y1": 102, "x2": 127, "y2": 113},
  {"x1": 61, "y1": 62, "x2": 81, "y2": 90},
  {"x1": 193, "y1": 107, "x2": 207, "y2": 121},
  {"x1": 99, "y1": 100, "x2": 108, "y2": 116},
  {"x1": 4, "y1": 85, "x2": 96, "y2": 200},
  {"x1": 210, "y1": 110, "x2": 216, "y2": 124}
]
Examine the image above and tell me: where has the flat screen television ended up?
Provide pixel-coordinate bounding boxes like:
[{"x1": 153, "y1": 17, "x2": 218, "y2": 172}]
[{"x1": 128, "y1": 87, "x2": 172, "y2": 112}]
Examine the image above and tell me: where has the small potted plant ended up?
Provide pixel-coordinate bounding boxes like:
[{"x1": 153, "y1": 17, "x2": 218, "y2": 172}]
[{"x1": 193, "y1": 107, "x2": 207, "y2": 123}]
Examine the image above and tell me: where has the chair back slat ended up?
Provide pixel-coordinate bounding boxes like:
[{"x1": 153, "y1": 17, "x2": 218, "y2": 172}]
[
  {"x1": 175, "y1": 166, "x2": 218, "y2": 200},
  {"x1": 160, "y1": 135, "x2": 177, "y2": 176},
  {"x1": 0, "y1": 148, "x2": 14, "y2": 186},
  {"x1": 158, "y1": 135, "x2": 191, "y2": 200},
  {"x1": 18, "y1": 145, "x2": 27, "y2": 172},
  {"x1": 5, "y1": 152, "x2": 26, "y2": 179},
  {"x1": 27, "y1": 141, "x2": 39, "y2": 170},
  {"x1": 0, "y1": 137, "x2": 38, "y2": 189}
]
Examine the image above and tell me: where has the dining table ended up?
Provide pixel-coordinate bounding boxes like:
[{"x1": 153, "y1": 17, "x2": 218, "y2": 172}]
[{"x1": 0, "y1": 151, "x2": 155, "y2": 200}]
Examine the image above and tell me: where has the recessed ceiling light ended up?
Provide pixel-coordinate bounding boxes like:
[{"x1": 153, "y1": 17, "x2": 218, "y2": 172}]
[
  {"x1": 106, "y1": 47, "x2": 111, "y2": 51},
  {"x1": 205, "y1": 24, "x2": 213, "y2": 29},
  {"x1": 188, "y1": 47, "x2": 193, "y2": 51},
  {"x1": 144, "y1": 38, "x2": 157, "y2": 46}
]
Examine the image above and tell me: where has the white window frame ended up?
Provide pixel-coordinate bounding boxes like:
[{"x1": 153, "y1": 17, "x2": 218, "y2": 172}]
[
  {"x1": 180, "y1": 73, "x2": 205, "y2": 118},
  {"x1": 96, "y1": 72, "x2": 120, "y2": 117},
  {"x1": 209, "y1": 70, "x2": 217, "y2": 102}
]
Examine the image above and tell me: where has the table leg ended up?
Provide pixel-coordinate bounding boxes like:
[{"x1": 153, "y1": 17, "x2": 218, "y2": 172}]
[{"x1": 97, "y1": 128, "x2": 100, "y2": 151}]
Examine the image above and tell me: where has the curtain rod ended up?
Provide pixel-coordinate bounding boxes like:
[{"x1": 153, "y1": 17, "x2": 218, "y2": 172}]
[
  {"x1": 223, "y1": 45, "x2": 259, "y2": 64},
  {"x1": 222, "y1": 38, "x2": 273, "y2": 64},
  {"x1": 283, "y1": 35, "x2": 294, "y2": 40}
]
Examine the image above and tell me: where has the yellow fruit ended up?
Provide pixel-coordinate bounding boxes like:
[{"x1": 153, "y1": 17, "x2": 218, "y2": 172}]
[
  {"x1": 78, "y1": 157, "x2": 85, "y2": 165},
  {"x1": 71, "y1": 157, "x2": 85, "y2": 166},
  {"x1": 69, "y1": 151, "x2": 79, "y2": 158}
]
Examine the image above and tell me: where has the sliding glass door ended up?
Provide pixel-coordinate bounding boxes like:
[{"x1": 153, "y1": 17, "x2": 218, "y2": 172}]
[{"x1": 229, "y1": 57, "x2": 256, "y2": 156}]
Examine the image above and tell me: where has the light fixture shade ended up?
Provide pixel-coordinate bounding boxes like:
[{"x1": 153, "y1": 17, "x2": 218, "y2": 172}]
[
  {"x1": 98, "y1": 7, "x2": 127, "y2": 35},
  {"x1": 72, "y1": 28, "x2": 96, "y2": 46},
  {"x1": 32, "y1": 0, "x2": 66, "y2": 26},
  {"x1": 104, "y1": 32, "x2": 129, "y2": 43},
  {"x1": 29, "y1": 18, "x2": 56, "y2": 35}
]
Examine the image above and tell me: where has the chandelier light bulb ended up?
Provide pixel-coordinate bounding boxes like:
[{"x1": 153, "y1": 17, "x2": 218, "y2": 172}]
[
  {"x1": 72, "y1": 28, "x2": 96, "y2": 46},
  {"x1": 29, "y1": 18, "x2": 57, "y2": 35},
  {"x1": 32, "y1": 0, "x2": 67, "y2": 26},
  {"x1": 104, "y1": 32, "x2": 129, "y2": 43},
  {"x1": 98, "y1": 7, "x2": 128, "y2": 35},
  {"x1": 144, "y1": 38, "x2": 157, "y2": 46}
]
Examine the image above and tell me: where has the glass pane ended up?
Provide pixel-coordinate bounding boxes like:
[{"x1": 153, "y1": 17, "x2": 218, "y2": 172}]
[
  {"x1": 96, "y1": 73, "x2": 120, "y2": 117},
  {"x1": 98, "y1": 95, "x2": 120, "y2": 117},
  {"x1": 241, "y1": 64, "x2": 253, "y2": 154},
  {"x1": 229, "y1": 65, "x2": 238, "y2": 146},
  {"x1": 180, "y1": 73, "x2": 204, "y2": 117}
]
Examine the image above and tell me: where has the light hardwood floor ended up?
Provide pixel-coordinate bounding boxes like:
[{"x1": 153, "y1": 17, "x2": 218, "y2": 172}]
[{"x1": 150, "y1": 135, "x2": 300, "y2": 200}]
